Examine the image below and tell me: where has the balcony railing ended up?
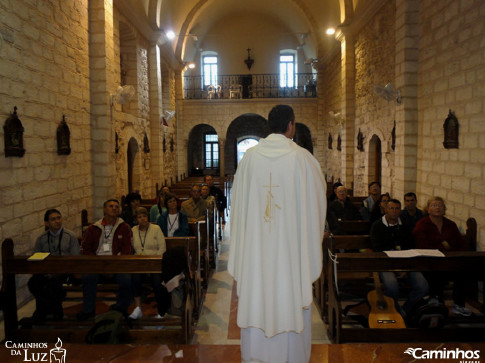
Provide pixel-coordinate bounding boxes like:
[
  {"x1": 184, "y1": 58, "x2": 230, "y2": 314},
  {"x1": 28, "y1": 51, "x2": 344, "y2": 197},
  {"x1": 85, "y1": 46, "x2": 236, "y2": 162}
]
[{"x1": 183, "y1": 73, "x2": 317, "y2": 100}]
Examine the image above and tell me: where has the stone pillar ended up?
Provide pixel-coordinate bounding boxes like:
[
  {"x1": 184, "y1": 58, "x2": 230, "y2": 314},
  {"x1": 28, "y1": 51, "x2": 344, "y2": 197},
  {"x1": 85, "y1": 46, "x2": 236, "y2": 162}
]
[
  {"x1": 394, "y1": 0, "x2": 419, "y2": 198},
  {"x1": 219, "y1": 138, "x2": 226, "y2": 177},
  {"x1": 337, "y1": 30, "x2": 356, "y2": 188},
  {"x1": 174, "y1": 70, "x2": 186, "y2": 177},
  {"x1": 147, "y1": 41, "x2": 164, "y2": 191},
  {"x1": 89, "y1": 0, "x2": 116, "y2": 219}
]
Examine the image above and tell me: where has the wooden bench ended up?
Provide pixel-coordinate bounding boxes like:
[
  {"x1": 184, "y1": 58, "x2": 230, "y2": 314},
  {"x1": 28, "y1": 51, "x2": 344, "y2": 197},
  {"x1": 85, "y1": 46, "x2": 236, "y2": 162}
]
[
  {"x1": 1, "y1": 237, "x2": 197, "y2": 344},
  {"x1": 327, "y1": 250, "x2": 485, "y2": 343},
  {"x1": 314, "y1": 234, "x2": 372, "y2": 322},
  {"x1": 336, "y1": 220, "x2": 371, "y2": 235}
]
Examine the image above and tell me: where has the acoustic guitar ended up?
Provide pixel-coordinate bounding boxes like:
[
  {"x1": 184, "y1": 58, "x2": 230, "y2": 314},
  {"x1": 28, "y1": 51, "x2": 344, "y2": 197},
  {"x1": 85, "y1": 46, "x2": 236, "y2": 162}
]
[{"x1": 367, "y1": 272, "x2": 406, "y2": 328}]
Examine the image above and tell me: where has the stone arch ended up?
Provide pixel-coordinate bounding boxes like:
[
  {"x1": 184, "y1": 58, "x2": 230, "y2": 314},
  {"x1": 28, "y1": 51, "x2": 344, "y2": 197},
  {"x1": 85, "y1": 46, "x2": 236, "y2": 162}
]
[
  {"x1": 225, "y1": 113, "x2": 271, "y2": 174},
  {"x1": 187, "y1": 123, "x2": 218, "y2": 175},
  {"x1": 127, "y1": 137, "x2": 141, "y2": 193},
  {"x1": 294, "y1": 122, "x2": 313, "y2": 154}
]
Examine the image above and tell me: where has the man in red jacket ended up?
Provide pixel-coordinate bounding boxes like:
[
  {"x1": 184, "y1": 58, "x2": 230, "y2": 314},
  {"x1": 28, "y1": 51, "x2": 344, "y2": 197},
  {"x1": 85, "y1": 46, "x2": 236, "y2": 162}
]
[{"x1": 77, "y1": 199, "x2": 133, "y2": 320}]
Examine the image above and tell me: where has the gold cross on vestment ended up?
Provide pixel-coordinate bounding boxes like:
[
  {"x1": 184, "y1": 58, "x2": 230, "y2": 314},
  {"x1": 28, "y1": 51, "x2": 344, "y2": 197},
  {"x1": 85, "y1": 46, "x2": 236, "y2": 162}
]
[{"x1": 263, "y1": 173, "x2": 281, "y2": 223}]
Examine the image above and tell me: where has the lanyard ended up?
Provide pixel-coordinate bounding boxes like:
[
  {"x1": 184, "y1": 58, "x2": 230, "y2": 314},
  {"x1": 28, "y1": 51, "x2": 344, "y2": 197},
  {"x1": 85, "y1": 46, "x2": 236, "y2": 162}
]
[
  {"x1": 138, "y1": 224, "x2": 149, "y2": 251},
  {"x1": 104, "y1": 224, "x2": 115, "y2": 240},
  {"x1": 168, "y1": 213, "x2": 179, "y2": 233},
  {"x1": 47, "y1": 229, "x2": 64, "y2": 256}
]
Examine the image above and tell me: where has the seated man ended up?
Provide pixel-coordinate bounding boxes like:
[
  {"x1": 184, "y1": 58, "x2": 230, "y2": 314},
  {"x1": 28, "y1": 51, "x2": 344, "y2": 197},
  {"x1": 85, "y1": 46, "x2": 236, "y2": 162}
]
[
  {"x1": 370, "y1": 198, "x2": 428, "y2": 318},
  {"x1": 181, "y1": 185, "x2": 208, "y2": 223},
  {"x1": 28, "y1": 209, "x2": 80, "y2": 320},
  {"x1": 77, "y1": 199, "x2": 133, "y2": 320},
  {"x1": 360, "y1": 181, "x2": 381, "y2": 221},
  {"x1": 326, "y1": 186, "x2": 361, "y2": 234},
  {"x1": 400, "y1": 192, "x2": 424, "y2": 230},
  {"x1": 204, "y1": 175, "x2": 226, "y2": 222},
  {"x1": 201, "y1": 183, "x2": 216, "y2": 218}
]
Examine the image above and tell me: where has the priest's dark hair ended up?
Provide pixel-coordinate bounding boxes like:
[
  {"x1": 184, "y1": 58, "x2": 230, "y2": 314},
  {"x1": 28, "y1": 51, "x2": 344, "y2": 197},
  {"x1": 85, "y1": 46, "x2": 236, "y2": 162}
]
[{"x1": 268, "y1": 105, "x2": 295, "y2": 134}]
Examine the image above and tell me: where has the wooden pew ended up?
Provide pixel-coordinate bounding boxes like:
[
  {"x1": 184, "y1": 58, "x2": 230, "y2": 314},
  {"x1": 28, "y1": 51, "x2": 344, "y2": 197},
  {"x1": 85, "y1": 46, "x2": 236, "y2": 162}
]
[
  {"x1": 1, "y1": 237, "x2": 197, "y2": 344},
  {"x1": 327, "y1": 250, "x2": 485, "y2": 343},
  {"x1": 315, "y1": 234, "x2": 371, "y2": 322},
  {"x1": 336, "y1": 220, "x2": 371, "y2": 235}
]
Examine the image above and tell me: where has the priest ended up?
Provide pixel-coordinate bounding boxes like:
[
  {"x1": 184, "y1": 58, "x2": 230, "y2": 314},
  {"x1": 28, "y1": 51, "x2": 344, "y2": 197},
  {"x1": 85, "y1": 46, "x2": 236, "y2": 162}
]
[{"x1": 228, "y1": 105, "x2": 326, "y2": 363}]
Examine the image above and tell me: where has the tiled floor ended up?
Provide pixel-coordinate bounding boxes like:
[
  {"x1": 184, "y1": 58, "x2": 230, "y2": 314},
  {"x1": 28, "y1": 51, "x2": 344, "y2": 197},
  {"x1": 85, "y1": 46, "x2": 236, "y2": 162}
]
[{"x1": 192, "y1": 219, "x2": 329, "y2": 345}]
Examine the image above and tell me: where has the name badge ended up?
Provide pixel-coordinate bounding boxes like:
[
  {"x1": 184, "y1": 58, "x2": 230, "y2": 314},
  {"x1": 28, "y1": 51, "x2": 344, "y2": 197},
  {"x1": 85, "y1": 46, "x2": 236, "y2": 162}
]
[{"x1": 103, "y1": 244, "x2": 110, "y2": 252}]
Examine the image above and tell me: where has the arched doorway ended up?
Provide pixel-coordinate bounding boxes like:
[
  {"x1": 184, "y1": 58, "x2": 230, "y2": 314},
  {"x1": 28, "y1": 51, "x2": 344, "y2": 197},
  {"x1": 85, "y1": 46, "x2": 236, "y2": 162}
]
[
  {"x1": 237, "y1": 137, "x2": 259, "y2": 164},
  {"x1": 187, "y1": 124, "x2": 218, "y2": 176},
  {"x1": 294, "y1": 123, "x2": 313, "y2": 154},
  {"x1": 225, "y1": 113, "x2": 270, "y2": 174},
  {"x1": 127, "y1": 137, "x2": 140, "y2": 192},
  {"x1": 368, "y1": 135, "x2": 382, "y2": 185}
]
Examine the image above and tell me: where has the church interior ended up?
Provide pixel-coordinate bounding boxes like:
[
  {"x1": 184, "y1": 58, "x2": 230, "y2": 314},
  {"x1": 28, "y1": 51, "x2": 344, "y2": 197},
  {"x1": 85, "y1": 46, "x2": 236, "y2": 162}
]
[{"x1": 1, "y1": 0, "x2": 485, "y2": 361}]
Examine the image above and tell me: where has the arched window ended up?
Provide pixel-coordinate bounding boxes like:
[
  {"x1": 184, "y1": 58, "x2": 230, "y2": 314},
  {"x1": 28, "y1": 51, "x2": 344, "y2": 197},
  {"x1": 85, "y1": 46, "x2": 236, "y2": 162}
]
[
  {"x1": 201, "y1": 51, "x2": 218, "y2": 87},
  {"x1": 280, "y1": 49, "x2": 297, "y2": 88}
]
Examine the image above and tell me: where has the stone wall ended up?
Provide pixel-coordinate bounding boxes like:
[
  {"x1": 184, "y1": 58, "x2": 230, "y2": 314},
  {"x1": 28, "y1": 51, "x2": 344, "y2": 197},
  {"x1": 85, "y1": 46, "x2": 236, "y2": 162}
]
[
  {"x1": 322, "y1": 50, "x2": 343, "y2": 182},
  {"x1": 417, "y1": 0, "x2": 485, "y2": 247},
  {"x1": 0, "y1": 0, "x2": 92, "y2": 304},
  {"x1": 0, "y1": 0, "x2": 91, "y2": 244},
  {"x1": 353, "y1": 0, "x2": 396, "y2": 196},
  {"x1": 178, "y1": 98, "x2": 321, "y2": 176}
]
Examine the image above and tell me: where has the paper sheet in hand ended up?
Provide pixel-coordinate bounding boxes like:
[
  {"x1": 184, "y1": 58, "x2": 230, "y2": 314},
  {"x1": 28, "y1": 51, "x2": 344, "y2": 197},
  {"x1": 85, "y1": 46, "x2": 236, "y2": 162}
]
[
  {"x1": 384, "y1": 249, "x2": 445, "y2": 258},
  {"x1": 28, "y1": 252, "x2": 50, "y2": 261}
]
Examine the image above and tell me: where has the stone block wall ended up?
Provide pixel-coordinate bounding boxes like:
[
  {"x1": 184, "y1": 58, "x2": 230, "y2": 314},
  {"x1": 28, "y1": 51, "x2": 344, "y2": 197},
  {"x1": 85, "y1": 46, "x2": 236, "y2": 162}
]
[
  {"x1": 353, "y1": 0, "x2": 396, "y2": 196},
  {"x1": 178, "y1": 98, "x2": 320, "y2": 176},
  {"x1": 0, "y1": 0, "x2": 92, "y2": 305},
  {"x1": 322, "y1": 50, "x2": 343, "y2": 182},
  {"x1": 0, "y1": 0, "x2": 92, "y2": 245},
  {"x1": 417, "y1": 0, "x2": 485, "y2": 247}
]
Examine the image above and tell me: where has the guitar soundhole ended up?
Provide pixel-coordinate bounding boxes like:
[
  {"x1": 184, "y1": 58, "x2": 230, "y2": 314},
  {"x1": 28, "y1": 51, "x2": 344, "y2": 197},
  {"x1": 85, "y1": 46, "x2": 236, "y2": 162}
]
[
  {"x1": 377, "y1": 320, "x2": 397, "y2": 324},
  {"x1": 377, "y1": 301, "x2": 388, "y2": 310}
]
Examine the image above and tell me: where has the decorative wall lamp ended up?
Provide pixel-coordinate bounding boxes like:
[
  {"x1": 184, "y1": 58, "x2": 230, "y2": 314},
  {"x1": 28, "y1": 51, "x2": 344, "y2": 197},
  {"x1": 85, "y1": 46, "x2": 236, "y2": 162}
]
[
  {"x1": 4, "y1": 106, "x2": 25, "y2": 157},
  {"x1": 244, "y1": 48, "x2": 254, "y2": 70}
]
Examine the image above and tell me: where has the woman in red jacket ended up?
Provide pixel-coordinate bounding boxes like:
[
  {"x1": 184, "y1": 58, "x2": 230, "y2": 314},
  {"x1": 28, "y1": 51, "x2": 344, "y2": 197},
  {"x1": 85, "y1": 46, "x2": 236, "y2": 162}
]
[{"x1": 413, "y1": 196, "x2": 472, "y2": 316}]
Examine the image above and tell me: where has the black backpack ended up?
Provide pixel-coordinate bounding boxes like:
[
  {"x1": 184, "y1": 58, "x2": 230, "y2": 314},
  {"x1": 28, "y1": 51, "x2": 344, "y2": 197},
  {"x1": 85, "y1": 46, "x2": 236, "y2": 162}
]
[
  {"x1": 410, "y1": 298, "x2": 448, "y2": 329},
  {"x1": 85, "y1": 310, "x2": 127, "y2": 344}
]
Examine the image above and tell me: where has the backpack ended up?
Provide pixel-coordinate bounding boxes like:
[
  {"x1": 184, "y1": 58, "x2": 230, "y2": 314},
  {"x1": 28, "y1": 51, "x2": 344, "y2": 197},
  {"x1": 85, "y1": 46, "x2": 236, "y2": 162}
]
[
  {"x1": 85, "y1": 310, "x2": 126, "y2": 344},
  {"x1": 409, "y1": 298, "x2": 448, "y2": 329}
]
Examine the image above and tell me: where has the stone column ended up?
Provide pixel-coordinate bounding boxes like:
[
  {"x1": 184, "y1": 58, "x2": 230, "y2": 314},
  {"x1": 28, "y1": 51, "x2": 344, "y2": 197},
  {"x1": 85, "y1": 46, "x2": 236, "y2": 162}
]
[
  {"x1": 394, "y1": 0, "x2": 419, "y2": 198},
  {"x1": 219, "y1": 138, "x2": 226, "y2": 177},
  {"x1": 336, "y1": 30, "x2": 356, "y2": 189},
  {"x1": 147, "y1": 40, "x2": 163, "y2": 192},
  {"x1": 89, "y1": 0, "x2": 116, "y2": 219}
]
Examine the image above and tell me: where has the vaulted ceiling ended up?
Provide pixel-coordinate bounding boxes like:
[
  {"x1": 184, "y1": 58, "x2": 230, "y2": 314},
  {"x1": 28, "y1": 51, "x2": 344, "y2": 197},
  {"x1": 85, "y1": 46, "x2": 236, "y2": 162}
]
[{"x1": 114, "y1": 0, "x2": 361, "y2": 65}]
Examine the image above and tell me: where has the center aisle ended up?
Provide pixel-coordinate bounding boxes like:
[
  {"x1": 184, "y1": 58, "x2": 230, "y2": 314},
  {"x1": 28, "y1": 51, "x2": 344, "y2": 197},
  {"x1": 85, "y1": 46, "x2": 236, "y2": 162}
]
[{"x1": 192, "y1": 216, "x2": 330, "y2": 345}]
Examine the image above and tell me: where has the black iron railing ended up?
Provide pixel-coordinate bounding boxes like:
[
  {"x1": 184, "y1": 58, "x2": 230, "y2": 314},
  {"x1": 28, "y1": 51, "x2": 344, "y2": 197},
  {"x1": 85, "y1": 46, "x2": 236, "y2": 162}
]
[{"x1": 183, "y1": 73, "x2": 317, "y2": 99}]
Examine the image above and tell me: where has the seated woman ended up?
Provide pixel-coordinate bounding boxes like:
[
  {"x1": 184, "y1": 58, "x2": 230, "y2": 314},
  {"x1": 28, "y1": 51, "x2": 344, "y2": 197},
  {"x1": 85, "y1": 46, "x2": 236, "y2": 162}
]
[
  {"x1": 413, "y1": 196, "x2": 472, "y2": 316},
  {"x1": 327, "y1": 181, "x2": 343, "y2": 203},
  {"x1": 157, "y1": 193, "x2": 190, "y2": 237},
  {"x1": 149, "y1": 191, "x2": 167, "y2": 223},
  {"x1": 370, "y1": 193, "x2": 390, "y2": 225},
  {"x1": 129, "y1": 207, "x2": 170, "y2": 319},
  {"x1": 121, "y1": 192, "x2": 141, "y2": 227}
]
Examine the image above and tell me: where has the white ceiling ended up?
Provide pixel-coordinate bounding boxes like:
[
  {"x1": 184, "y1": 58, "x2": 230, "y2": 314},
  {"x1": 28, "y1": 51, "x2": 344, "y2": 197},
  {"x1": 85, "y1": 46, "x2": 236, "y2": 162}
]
[{"x1": 116, "y1": 0, "x2": 345, "y2": 63}]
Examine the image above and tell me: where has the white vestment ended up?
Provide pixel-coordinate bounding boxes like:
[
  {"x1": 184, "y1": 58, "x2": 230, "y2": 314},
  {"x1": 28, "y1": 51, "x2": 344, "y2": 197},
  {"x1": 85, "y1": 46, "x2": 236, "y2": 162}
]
[{"x1": 228, "y1": 133, "x2": 326, "y2": 358}]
